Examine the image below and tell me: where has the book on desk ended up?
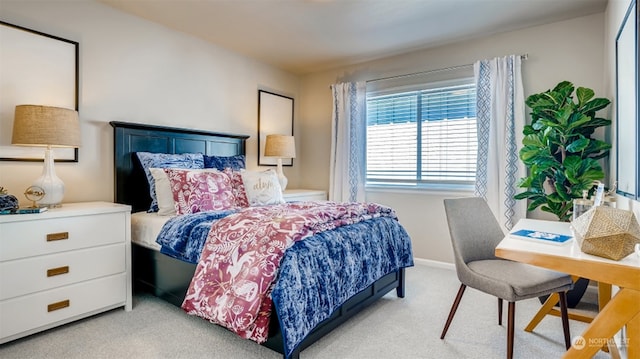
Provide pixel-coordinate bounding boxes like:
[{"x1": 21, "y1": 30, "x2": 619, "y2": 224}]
[{"x1": 509, "y1": 229, "x2": 573, "y2": 245}]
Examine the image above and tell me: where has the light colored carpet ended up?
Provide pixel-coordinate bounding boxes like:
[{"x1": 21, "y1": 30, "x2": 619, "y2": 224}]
[{"x1": 0, "y1": 264, "x2": 610, "y2": 359}]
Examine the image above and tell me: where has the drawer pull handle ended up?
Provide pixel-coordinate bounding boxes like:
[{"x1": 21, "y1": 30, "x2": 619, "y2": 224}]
[
  {"x1": 47, "y1": 266, "x2": 69, "y2": 277},
  {"x1": 47, "y1": 300, "x2": 70, "y2": 312},
  {"x1": 47, "y1": 232, "x2": 69, "y2": 241}
]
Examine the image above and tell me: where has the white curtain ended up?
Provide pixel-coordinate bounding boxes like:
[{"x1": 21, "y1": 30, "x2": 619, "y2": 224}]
[
  {"x1": 474, "y1": 55, "x2": 526, "y2": 231},
  {"x1": 329, "y1": 82, "x2": 366, "y2": 202}
]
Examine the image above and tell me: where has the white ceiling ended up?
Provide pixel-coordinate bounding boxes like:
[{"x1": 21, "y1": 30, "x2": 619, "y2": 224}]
[{"x1": 100, "y1": 0, "x2": 608, "y2": 75}]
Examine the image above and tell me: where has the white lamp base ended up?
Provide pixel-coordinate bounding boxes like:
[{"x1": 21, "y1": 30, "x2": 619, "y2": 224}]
[
  {"x1": 33, "y1": 147, "x2": 64, "y2": 207},
  {"x1": 275, "y1": 158, "x2": 288, "y2": 191}
]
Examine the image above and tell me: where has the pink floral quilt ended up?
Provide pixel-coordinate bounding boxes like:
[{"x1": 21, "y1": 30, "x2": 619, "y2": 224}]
[{"x1": 181, "y1": 201, "x2": 397, "y2": 343}]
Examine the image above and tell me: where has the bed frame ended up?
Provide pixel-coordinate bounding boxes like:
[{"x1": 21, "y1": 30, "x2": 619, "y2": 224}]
[{"x1": 111, "y1": 121, "x2": 406, "y2": 358}]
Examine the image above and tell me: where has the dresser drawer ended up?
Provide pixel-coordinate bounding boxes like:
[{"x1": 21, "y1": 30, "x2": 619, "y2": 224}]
[
  {"x1": 0, "y1": 243, "x2": 125, "y2": 300},
  {"x1": 0, "y1": 212, "x2": 126, "y2": 261},
  {"x1": 0, "y1": 273, "x2": 126, "y2": 340}
]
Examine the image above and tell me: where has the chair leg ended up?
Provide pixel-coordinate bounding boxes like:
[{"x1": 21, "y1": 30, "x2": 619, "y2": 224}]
[
  {"x1": 507, "y1": 302, "x2": 515, "y2": 359},
  {"x1": 440, "y1": 283, "x2": 467, "y2": 339},
  {"x1": 558, "y1": 291, "x2": 571, "y2": 350},
  {"x1": 498, "y1": 298, "x2": 503, "y2": 325}
]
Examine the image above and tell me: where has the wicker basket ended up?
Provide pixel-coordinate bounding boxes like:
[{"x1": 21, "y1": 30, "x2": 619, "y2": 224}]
[{"x1": 571, "y1": 206, "x2": 640, "y2": 261}]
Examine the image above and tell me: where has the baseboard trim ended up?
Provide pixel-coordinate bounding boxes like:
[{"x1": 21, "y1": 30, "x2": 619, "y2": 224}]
[{"x1": 413, "y1": 257, "x2": 455, "y2": 270}]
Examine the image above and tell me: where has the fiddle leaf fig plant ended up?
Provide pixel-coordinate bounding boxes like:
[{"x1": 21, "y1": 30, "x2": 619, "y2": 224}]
[{"x1": 514, "y1": 81, "x2": 611, "y2": 222}]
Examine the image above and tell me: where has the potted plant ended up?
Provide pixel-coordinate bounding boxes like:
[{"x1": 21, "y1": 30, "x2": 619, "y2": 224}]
[
  {"x1": 515, "y1": 81, "x2": 611, "y2": 221},
  {"x1": 515, "y1": 81, "x2": 611, "y2": 307}
]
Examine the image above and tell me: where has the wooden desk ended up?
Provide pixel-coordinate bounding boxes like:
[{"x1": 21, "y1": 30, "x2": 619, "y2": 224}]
[{"x1": 495, "y1": 218, "x2": 640, "y2": 359}]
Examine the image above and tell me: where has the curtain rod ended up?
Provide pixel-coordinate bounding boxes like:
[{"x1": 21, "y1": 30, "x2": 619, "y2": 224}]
[{"x1": 365, "y1": 53, "x2": 528, "y2": 85}]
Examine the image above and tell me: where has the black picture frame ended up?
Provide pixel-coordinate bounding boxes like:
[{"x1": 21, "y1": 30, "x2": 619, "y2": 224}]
[
  {"x1": 257, "y1": 89, "x2": 294, "y2": 166},
  {"x1": 615, "y1": 0, "x2": 638, "y2": 199},
  {"x1": 0, "y1": 21, "x2": 79, "y2": 162}
]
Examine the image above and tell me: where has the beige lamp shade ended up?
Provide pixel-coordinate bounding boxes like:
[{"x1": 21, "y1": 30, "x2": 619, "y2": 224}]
[
  {"x1": 264, "y1": 134, "x2": 296, "y2": 158},
  {"x1": 571, "y1": 206, "x2": 640, "y2": 260},
  {"x1": 12, "y1": 105, "x2": 80, "y2": 147}
]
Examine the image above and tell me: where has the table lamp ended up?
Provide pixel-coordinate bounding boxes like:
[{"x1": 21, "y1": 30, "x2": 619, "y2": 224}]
[
  {"x1": 11, "y1": 105, "x2": 80, "y2": 207},
  {"x1": 264, "y1": 134, "x2": 296, "y2": 190}
]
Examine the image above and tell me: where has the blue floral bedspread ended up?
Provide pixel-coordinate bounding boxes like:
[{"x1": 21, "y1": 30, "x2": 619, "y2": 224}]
[
  {"x1": 156, "y1": 211, "x2": 413, "y2": 358},
  {"x1": 272, "y1": 216, "x2": 413, "y2": 357},
  {"x1": 156, "y1": 210, "x2": 236, "y2": 263}
]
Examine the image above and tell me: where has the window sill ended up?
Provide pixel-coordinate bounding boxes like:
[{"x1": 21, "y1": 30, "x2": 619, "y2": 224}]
[{"x1": 365, "y1": 183, "x2": 474, "y2": 196}]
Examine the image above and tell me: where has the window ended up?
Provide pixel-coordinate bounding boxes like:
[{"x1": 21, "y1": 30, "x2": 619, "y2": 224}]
[{"x1": 366, "y1": 79, "x2": 477, "y2": 187}]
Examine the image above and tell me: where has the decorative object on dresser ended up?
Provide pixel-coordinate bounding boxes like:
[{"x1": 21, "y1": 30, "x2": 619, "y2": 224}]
[
  {"x1": 0, "y1": 187, "x2": 18, "y2": 212},
  {"x1": 23, "y1": 185, "x2": 45, "y2": 208},
  {"x1": 0, "y1": 207, "x2": 48, "y2": 215},
  {"x1": 264, "y1": 134, "x2": 296, "y2": 190},
  {"x1": 282, "y1": 189, "x2": 327, "y2": 202},
  {"x1": 0, "y1": 201, "x2": 132, "y2": 344},
  {"x1": 0, "y1": 186, "x2": 48, "y2": 214},
  {"x1": 11, "y1": 105, "x2": 81, "y2": 207}
]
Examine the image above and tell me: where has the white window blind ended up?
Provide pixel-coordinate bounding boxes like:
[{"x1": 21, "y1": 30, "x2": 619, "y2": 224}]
[{"x1": 366, "y1": 81, "x2": 477, "y2": 186}]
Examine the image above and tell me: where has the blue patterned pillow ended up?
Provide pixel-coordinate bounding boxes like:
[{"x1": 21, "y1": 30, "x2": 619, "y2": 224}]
[
  {"x1": 203, "y1": 154, "x2": 246, "y2": 171},
  {"x1": 136, "y1": 152, "x2": 204, "y2": 212}
]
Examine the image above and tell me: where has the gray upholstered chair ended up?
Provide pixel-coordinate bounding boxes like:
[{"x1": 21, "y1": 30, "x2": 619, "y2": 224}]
[{"x1": 441, "y1": 197, "x2": 573, "y2": 359}]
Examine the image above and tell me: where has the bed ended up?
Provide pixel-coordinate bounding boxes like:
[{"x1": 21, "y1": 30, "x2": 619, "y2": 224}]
[{"x1": 111, "y1": 121, "x2": 413, "y2": 358}]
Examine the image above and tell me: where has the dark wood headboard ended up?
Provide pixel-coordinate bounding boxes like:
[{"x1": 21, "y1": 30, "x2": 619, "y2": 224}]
[{"x1": 110, "y1": 121, "x2": 249, "y2": 212}]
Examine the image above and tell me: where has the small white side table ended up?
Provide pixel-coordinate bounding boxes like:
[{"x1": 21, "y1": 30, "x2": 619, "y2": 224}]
[{"x1": 282, "y1": 189, "x2": 327, "y2": 202}]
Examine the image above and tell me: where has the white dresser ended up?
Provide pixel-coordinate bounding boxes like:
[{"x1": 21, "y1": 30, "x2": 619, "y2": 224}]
[
  {"x1": 0, "y1": 201, "x2": 132, "y2": 344},
  {"x1": 282, "y1": 189, "x2": 328, "y2": 202}
]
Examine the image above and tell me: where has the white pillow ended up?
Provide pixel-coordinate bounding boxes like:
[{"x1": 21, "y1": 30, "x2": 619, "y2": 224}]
[
  {"x1": 240, "y1": 169, "x2": 285, "y2": 206},
  {"x1": 149, "y1": 168, "x2": 177, "y2": 216}
]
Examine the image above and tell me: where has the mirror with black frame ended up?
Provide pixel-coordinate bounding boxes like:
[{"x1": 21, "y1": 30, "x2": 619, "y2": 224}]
[{"x1": 615, "y1": 0, "x2": 639, "y2": 199}]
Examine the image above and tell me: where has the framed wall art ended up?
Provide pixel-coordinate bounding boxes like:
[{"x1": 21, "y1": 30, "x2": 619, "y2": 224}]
[
  {"x1": 257, "y1": 89, "x2": 294, "y2": 166},
  {"x1": 0, "y1": 21, "x2": 79, "y2": 162}
]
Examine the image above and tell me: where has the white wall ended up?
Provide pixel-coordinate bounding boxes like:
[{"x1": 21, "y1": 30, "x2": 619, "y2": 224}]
[
  {"x1": 0, "y1": 0, "x2": 301, "y2": 204},
  {"x1": 299, "y1": 13, "x2": 606, "y2": 263},
  {"x1": 605, "y1": 0, "x2": 640, "y2": 217}
]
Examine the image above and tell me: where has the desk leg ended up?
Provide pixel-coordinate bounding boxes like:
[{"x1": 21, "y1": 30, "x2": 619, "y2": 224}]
[
  {"x1": 598, "y1": 283, "x2": 612, "y2": 310},
  {"x1": 598, "y1": 282, "x2": 613, "y2": 355},
  {"x1": 627, "y1": 311, "x2": 640, "y2": 359},
  {"x1": 526, "y1": 293, "x2": 559, "y2": 332},
  {"x1": 526, "y1": 276, "x2": 594, "y2": 333},
  {"x1": 563, "y1": 288, "x2": 640, "y2": 359}
]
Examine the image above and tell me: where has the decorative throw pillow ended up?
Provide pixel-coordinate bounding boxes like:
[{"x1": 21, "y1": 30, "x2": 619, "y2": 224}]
[
  {"x1": 203, "y1": 154, "x2": 246, "y2": 171},
  {"x1": 149, "y1": 168, "x2": 177, "y2": 216},
  {"x1": 136, "y1": 152, "x2": 204, "y2": 212},
  {"x1": 223, "y1": 168, "x2": 249, "y2": 208},
  {"x1": 240, "y1": 169, "x2": 285, "y2": 206},
  {"x1": 163, "y1": 168, "x2": 237, "y2": 214}
]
